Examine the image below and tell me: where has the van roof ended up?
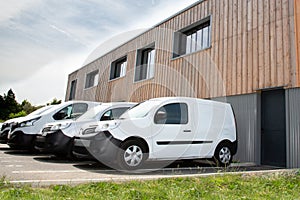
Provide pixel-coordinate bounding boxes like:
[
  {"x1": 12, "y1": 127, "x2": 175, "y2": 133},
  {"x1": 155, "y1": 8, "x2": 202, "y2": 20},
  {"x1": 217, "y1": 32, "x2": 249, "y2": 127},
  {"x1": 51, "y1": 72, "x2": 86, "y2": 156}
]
[
  {"x1": 38, "y1": 101, "x2": 101, "y2": 116},
  {"x1": 148, "y1": 97, "x2": 230, "y2": 106}
]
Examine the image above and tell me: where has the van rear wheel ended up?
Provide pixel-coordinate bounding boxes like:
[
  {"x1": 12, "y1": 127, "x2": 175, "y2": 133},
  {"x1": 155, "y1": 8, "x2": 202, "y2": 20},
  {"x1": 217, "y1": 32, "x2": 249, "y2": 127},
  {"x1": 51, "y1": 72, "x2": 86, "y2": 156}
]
[
  {"x1": 214, "y1": 142, "x2": 233, "y2": 167},
  {"x1": 117, "y1": 140, "x2": 146, "y2": 171}
]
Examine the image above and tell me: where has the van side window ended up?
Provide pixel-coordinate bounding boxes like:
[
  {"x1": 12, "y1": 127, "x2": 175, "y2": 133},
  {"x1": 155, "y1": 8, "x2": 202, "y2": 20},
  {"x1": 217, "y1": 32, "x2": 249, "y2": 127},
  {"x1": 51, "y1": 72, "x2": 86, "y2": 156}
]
[
  {"x1": 71, "y1": 103, "x2": 88, "y2": 118},
  {"x1": 53, "y1": 103, "x2": 88, "y2": 120},
  {"x1": 100, "y1": 107, "x2": 130, "y2": 121},
  {"x1": 154, "y1": 103, "x2": 188, "y2": 124}
]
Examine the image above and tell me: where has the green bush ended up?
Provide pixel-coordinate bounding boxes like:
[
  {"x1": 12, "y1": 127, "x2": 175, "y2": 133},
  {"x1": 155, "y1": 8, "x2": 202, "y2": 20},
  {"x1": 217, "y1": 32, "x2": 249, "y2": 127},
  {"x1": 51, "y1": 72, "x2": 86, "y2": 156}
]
[{"x1": 8, "y1": 111, "x2": 27, "y2": 119}]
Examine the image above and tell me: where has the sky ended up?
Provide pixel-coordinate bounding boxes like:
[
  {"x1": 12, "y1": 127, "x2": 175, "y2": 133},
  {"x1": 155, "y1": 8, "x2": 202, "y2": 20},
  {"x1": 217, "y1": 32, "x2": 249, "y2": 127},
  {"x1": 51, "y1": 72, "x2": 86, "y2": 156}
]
[{"x1": 0, "y1": 0, "x2": 199, "y2": 106}]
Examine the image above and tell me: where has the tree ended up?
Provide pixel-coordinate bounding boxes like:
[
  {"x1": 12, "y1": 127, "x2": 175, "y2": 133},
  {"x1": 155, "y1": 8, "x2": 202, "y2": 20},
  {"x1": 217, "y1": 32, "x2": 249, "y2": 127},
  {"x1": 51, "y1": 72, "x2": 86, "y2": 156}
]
[
  {"x1": 0, "y1": 95, "x2": 5, "y2": 120},
  {"x1": 21, "y1": 100, "x2": 37, "y2": 114},
  {"x1": 47, "y1": 98, "x2": 62, "y2": 106},
  {"x1": 0, "y1": 89, "x2": 62, "y2": 121},
  {"x1": 0, "y1": 89, "x2": 22, "y2": 120}
]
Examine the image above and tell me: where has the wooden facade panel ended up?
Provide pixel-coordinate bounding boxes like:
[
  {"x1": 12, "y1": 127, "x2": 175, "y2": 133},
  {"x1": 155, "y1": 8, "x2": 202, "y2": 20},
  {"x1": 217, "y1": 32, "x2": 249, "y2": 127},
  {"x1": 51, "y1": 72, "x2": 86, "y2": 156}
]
[
  {"x1": 247, "y1": 0, "x2": 253, "y2": 93},
  {"x1": 66, "y1": 0, "x2": 297, "y2": 103},
  {"x1": 242, "y1": 0, "x2": 248, "y2": 94},
  {"x1": 282, "y1": 0, "x2": 291, "y2": 86},
  {"x1": 276, "y1": 0, "x2": 284, "y2": 86},
  {"x1": 294, "y1": 0, "x2": 300, "y2": 86}
]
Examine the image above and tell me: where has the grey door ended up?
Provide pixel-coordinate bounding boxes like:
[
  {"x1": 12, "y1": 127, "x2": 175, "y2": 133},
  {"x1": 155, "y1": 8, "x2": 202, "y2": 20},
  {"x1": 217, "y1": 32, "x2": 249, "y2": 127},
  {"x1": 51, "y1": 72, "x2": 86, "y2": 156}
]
[{"x1": 261, "y1": 89, "x2": 286, "y2": 167}]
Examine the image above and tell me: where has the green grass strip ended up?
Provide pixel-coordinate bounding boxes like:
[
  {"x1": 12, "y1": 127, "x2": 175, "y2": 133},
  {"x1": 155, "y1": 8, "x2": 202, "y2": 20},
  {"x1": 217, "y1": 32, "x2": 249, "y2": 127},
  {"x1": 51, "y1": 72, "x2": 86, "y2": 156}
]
[{"x1": 0, "y1": 170, "x2": 299, "y2": 200}]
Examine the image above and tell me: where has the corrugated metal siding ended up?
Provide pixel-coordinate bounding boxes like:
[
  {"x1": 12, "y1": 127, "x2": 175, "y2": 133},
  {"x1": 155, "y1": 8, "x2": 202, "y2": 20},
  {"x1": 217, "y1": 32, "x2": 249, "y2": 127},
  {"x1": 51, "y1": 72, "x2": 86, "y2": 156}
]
[
  {"x1": 286, "y1": 88, "x2": 300, "y2": 168},
  {"x1": 213, "y1": 93, "x2": 260, "y2": 163}
]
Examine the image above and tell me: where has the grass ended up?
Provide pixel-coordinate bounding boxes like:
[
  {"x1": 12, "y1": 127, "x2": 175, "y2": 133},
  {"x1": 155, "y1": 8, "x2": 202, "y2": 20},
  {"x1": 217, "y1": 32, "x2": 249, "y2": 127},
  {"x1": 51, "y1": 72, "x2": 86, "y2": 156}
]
[{"x1": 0, "y1": 170, "x2": 299, "y2": 199}]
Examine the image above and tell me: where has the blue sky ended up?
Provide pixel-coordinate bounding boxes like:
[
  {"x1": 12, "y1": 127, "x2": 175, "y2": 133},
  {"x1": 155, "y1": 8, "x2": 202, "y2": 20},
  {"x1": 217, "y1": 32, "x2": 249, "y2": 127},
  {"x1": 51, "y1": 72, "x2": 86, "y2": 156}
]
[{"x1": 0, "y1": 0, "x2": 198, "y2": 105}]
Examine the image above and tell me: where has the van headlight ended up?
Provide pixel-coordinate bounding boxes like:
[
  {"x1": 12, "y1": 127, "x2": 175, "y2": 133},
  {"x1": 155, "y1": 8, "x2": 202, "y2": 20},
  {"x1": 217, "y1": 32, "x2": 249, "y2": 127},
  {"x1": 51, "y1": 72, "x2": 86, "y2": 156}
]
[
  {"x1": 50, "y1": 122, "x2": 72, "y2": 131},
  {"x1": 19, "y1": 117, "x2": 41, "y2": 127}
]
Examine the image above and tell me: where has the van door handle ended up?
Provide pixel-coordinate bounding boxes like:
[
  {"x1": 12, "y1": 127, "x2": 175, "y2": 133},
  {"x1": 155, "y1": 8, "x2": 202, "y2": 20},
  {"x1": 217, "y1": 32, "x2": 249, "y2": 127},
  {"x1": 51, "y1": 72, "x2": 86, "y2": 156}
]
[{"x1": 183, "y1": 130, "x2": 191, "y2": 133}]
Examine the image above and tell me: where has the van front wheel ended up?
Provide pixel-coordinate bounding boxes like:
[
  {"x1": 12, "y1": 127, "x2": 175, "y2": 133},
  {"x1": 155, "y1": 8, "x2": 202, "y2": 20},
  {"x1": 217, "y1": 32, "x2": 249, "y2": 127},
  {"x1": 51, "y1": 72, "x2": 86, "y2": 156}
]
[
  {"x1": 214, "y1": 142, "x2": 233, "y2": 167},
  {"x1": 117, "y1": 140, "x2": 146, "y2": 171}
]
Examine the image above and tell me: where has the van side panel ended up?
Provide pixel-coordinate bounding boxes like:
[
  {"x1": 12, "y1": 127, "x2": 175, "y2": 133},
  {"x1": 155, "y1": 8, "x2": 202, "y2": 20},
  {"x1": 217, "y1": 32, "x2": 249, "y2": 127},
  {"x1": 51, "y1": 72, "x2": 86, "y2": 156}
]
[{"x1": 186, "y1": 101, "x2": 236, "y2": 158}]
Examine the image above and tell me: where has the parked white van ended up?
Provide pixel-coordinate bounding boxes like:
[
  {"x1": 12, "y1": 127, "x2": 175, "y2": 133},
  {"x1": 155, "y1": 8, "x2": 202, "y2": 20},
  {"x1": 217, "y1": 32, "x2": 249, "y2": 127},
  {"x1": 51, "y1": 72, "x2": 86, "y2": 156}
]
[
  {"x1": 35, "y1": 102, "x2": 136, "y2": 157},
  {"x1": 7, "y1": 101, "x2": 100, "y2": 150},
  {"x1": 74, "y1": 97, "x2": 237, "y2": 170},
  {"x1": 0, "y1": 105, "x2": 55, "y2": 144}
]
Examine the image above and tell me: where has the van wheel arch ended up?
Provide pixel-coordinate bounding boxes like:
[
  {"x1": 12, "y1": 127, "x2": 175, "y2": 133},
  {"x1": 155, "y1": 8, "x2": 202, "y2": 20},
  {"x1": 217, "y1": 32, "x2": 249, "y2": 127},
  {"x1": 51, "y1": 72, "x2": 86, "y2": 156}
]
[
  {"x1": 116, "y1": 137, "x2": 149, "y2": 171},
  {"x1": 213, "y1": 140, "x2": 234, "y2": 167}
]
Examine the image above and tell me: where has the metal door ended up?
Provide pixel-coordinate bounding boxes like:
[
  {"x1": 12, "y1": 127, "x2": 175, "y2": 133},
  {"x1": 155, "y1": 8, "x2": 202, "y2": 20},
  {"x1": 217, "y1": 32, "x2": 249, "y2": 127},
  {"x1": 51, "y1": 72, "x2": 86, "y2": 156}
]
[{"x1": 261, "y1": 89, "x2": 286, "y2": 167}]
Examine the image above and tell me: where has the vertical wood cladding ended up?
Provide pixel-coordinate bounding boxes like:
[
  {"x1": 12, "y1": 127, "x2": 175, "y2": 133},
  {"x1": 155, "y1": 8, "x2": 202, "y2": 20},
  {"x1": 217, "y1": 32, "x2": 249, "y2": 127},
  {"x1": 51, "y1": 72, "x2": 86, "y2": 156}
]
[
  {"x1": 66, "y1": 0, "x2": 297, "y2": 103},
  {"x1": 295, "y1": 0, "x2": 300, "y2": 86}
]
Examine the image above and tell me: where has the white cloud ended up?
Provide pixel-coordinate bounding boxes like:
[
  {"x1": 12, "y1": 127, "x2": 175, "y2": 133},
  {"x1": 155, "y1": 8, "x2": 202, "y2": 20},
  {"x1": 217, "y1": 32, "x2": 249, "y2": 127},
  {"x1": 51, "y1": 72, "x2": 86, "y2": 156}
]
[
  {"x1": 2, "y1": 52, "x2": 89, "y2": 105},
  {"x1": 0, "y1": 0, "x2": 199, "y2": 105},
  {"x1": 0, "y1": 0, "x2": 41, "y2": 22}
]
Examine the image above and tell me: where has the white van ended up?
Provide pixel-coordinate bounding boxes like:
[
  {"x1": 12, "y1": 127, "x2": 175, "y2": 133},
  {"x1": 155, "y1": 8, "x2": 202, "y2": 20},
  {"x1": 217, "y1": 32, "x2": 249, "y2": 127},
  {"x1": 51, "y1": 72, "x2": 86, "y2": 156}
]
[
  {"x1": 74, "y1": 97, "x2": 237, "y2": 170},
  {"x1": 7, "y1": 101, "x2": 100, "y2": 150},
  {"x1": 0, "y1": 105, "x2": 54, "y2": 144},
  {"x1": 34, "y1": 102, "x2": 136, "y2": 157}
]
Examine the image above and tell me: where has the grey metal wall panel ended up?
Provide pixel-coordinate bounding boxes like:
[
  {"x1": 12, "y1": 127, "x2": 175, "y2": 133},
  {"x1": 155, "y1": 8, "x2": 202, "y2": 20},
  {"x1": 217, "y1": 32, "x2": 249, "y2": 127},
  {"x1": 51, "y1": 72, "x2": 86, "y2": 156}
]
[
  {"x1": 213, "y1": 93, "x2": 260, "y2": 164},
  {"x1": 286, "y1": 88, "x2": 300, "y2": 168}
]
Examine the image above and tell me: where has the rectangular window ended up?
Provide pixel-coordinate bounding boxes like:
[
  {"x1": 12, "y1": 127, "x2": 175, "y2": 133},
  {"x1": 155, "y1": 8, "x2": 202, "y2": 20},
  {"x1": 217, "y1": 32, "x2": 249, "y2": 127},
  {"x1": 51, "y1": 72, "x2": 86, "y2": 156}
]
[
  {"x1": 173, "y1": 17, "x2": 211, "y2": 58},
  {"x1": 154, "y1": 103, "x2": 188, "y2": 125},
  {"x1": 85, "y1": 70, "x2": 99, "y2": 89},
  {"x1": 110, "y1": 57, "x2": 127, "y2": 80},
  {"x1": 69, "y1": 79, "x2": 77, "y2": 100},
  {"x1": 135, "y1": 44, "x2": 155, "y2": 82}
]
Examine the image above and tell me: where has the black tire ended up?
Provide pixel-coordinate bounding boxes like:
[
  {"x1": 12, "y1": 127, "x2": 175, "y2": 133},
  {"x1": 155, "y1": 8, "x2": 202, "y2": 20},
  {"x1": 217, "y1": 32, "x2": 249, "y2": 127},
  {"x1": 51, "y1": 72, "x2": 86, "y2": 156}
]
[
  {"x1": 117, "y1": 140, "x2": 147, "y2": 171},
  {"x1": 54, "y1": 142, "x2": 74, "y2": 160},
  {"x1": 214, "y1": 142, "x2": 233, "y2": 167}
]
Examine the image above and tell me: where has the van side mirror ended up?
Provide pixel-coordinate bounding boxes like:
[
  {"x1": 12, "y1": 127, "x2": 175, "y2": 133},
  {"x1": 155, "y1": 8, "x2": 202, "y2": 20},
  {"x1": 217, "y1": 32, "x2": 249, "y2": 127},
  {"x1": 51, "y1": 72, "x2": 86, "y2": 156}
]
[{"x1": 154, "y1": 111, "x2": 167, "y2": 124}]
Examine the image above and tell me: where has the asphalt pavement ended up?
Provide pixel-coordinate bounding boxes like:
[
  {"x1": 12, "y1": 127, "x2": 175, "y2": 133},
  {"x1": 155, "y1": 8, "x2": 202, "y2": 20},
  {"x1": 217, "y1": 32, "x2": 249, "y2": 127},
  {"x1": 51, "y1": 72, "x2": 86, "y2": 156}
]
[{"x1": 0, "y1": 144, "x2": 284, "y2": 186}]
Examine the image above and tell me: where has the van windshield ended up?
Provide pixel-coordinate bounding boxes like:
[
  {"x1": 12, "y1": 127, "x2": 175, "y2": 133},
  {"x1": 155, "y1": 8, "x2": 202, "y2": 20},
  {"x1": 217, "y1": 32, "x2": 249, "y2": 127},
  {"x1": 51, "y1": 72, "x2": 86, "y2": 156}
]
[
  {"x1": 77, "y1": 105, "x2": 109, "y2": 121},
  {"x1": 120, "y1": 100, "x2": 161, "y2": 119},
  {"x1": 28, "y1": 105, "x2": 55, "y2": 116}
]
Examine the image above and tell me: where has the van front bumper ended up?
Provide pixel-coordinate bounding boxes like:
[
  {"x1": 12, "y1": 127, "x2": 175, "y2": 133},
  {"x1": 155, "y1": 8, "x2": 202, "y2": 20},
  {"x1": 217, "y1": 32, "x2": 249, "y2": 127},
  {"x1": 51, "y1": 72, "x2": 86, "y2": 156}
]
[
  {"x1": 73, "y1": 131, "x2": 121, "y2": 163},
  {"x1": 7, "y1": 131, "x2": 36, "y2": 150},
  {"x1": 35, "y1": 130, "x2": 73, "y2": 154}
]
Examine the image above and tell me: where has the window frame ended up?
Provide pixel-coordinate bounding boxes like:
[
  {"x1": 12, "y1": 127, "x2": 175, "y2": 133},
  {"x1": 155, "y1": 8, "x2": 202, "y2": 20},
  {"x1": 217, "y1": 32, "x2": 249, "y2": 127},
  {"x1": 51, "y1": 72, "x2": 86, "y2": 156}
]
[
  {"x1": 110, "y1": 56, "x2": 127, "y2": 81},
  {"x1": 134, "y1": 43, "x2": 156, "y2": 82},
  {"x1": 52, "y1": 103, "x2": 88, "y2": 120},
  {"x1": 69, "y1": 79, "x2": 77, "y2": 100},
  {"x1": 154, "y1": 103, "x2": 189, "y2": 125},
  {"x1": 100, "y1": 107, "x2": 131, "y2": 121},
  {"x1": 172, "y1": 15, "x2": 212, "y2": 59},
  {"x1": 84, "y1": 70, "x2": 99, "y2": 89}
]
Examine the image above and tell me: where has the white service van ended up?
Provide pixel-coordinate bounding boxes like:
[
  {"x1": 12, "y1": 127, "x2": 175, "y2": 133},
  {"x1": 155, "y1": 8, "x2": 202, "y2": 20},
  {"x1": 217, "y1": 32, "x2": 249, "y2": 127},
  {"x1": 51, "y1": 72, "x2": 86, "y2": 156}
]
[
  {"x1": 74, "y1": 97, "x2": 237, "y2": 170},
  {"x1": 0, "y1": 105, "x2": 55, "y2": 144},
  {"x1": 34, "y1": 102, "x2": 136, "y2": 157},
  {"x1": 7, "y1": 101, "x2": 100, "y2": 150}
]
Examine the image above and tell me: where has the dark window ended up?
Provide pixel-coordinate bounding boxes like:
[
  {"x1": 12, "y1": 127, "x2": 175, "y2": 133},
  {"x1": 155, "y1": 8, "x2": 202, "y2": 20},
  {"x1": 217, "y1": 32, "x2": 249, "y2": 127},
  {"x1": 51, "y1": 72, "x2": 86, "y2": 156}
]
[
  {"x1": 173, "y1": 17, "x2": 211, "y2": 58},
  {"x1": 154, "y1": 103, "x2": 188, "y2": 124},
  {"x1": 85, "y1": 70, "x2": 99, "y2": 89},
  {"x1": 110, "y1": 57, "x2": 127, "y2": 80},
  {"x1": 53, "y1": 103, "x2": 88, "y2": 120},
  {"x1": 100, "y1": 107, "x2": 130, "y2": 121},
  {"x1": 135, "y1": 44, "x2": 155, "y2": 82},
  {"x1": 69, "y1": 79, "x2": 77, "y2": 100}
]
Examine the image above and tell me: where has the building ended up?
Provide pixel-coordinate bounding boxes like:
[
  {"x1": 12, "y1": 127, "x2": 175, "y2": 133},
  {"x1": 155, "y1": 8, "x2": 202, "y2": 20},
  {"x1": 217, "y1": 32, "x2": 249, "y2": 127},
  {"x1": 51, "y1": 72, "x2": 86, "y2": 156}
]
[{"x1": 65, "y1": 0, "x2": 300, "y2": 168}]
